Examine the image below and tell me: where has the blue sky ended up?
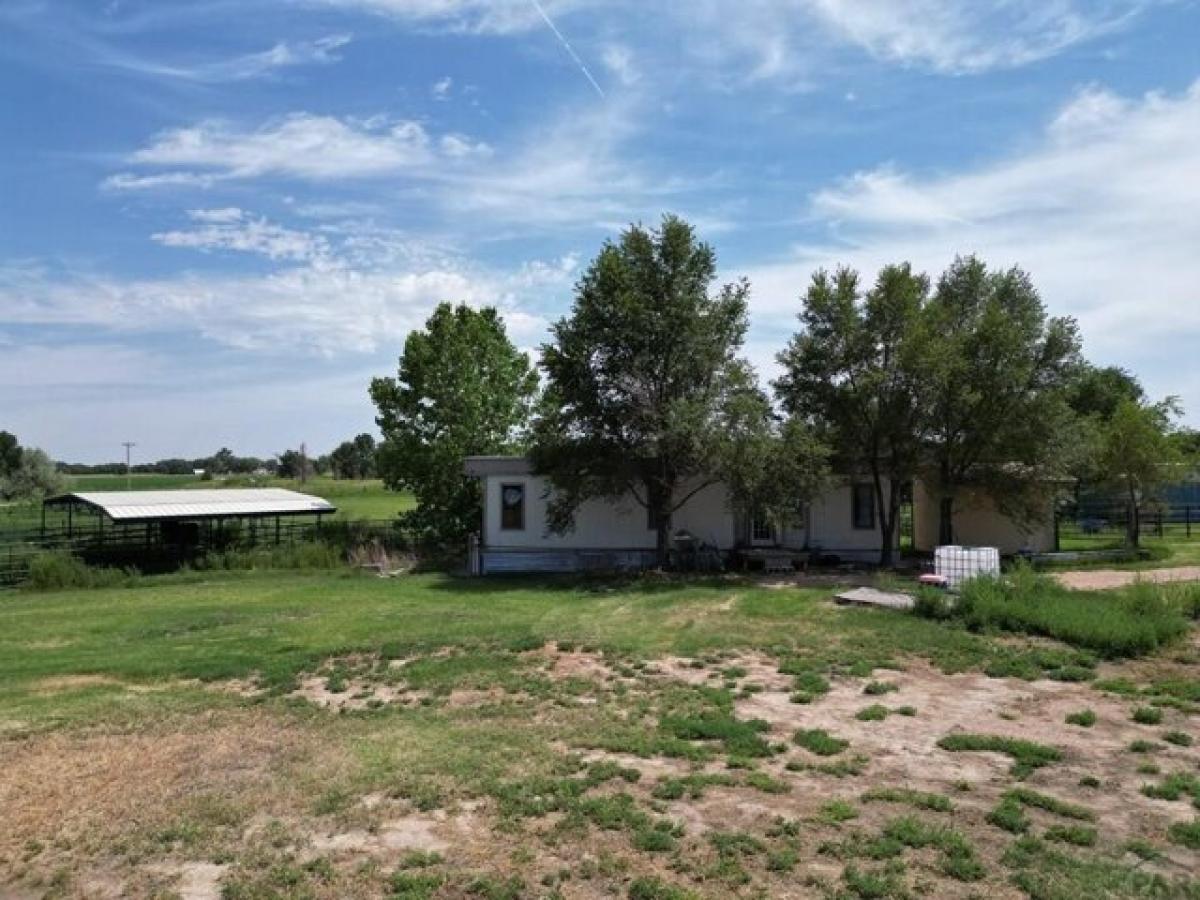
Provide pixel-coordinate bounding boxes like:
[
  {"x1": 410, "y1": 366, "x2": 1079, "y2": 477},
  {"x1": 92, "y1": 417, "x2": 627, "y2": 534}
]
[{"x1": 2, "y1": 0, "x2": 1198, "y2": 463}]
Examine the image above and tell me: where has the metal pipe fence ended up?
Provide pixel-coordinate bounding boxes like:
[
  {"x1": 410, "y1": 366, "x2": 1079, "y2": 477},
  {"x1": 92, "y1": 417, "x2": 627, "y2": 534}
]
[
  {"x1": 1054, "y1": 502, "x2": 1200, "y2": 551},
  {"x1": 0, "y1": 514, "x2": 422, "y2": 587}
]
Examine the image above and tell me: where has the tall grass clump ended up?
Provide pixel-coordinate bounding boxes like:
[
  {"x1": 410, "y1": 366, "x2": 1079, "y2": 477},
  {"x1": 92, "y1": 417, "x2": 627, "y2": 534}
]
[
  {"x1": 953, "y1": 564, "x2": 1190, "y2": 658},
  {"x1": 25, "y1": 551, "x2": 137, "y2": 591},
  {"x1": 196, "y1": 542, "x2": 344, "y2": 572}
]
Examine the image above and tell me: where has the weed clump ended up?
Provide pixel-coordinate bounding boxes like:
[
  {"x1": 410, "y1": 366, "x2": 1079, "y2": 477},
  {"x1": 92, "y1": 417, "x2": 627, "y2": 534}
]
[{"x1": 937, "y1": 733, "x2": 1061, "y2": 778}]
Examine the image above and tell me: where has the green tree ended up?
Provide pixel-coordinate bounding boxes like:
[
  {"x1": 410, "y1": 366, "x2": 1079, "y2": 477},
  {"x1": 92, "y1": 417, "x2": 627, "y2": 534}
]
[
  {"x1": 1092, "y1": 398, "x2": 1184, "y2": 547},
  {"x1": 0, "y1": 446, "x2": 63, "y2": 501},
  {"x1": 775, "y1": 264, "x2": 929, "y2": 566},
  {"x1": 533, "y1": 215, "x2": 826, "y2": 567},
  {"x1": 1067, "y1": 365, "x2": 1144, "y2": 421},
  {"x1": 329, "y1": 434, "x2": 377, "y2": 480},
  {"x1": 371, "y1": 303, "x2": 537, "y2": 547},
  {"x1": 0, "y1": 431, "x2": 21, "y2": 478},
  {"x1": 922, "y1": 256, "x2": 1082, "y2": 544}
]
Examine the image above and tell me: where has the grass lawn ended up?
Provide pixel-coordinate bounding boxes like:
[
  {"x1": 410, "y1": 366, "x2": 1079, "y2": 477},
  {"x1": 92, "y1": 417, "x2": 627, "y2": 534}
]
[{"x1": 1, "y1": 568, "x2": 1197, "y2": 899}]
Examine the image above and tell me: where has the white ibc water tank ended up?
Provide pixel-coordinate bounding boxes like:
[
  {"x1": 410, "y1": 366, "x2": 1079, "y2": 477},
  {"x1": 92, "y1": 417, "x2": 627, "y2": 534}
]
[{"x1": 935, "y1": 545, "x2": 1000, "y2": 589}]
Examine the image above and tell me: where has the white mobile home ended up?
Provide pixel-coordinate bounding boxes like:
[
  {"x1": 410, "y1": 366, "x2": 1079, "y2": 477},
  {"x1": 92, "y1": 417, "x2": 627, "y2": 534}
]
[{"x1": 464, "y1": 456, "x2": 897, "y2": 574}]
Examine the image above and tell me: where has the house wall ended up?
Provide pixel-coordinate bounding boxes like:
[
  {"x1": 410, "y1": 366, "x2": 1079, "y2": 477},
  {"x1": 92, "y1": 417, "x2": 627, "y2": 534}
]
[
  {"x1": 807, "y1": 480, "x2": 900, "y2": 562},
  {"x1": 481, "y1": 474, "x2": 736, "y2": 551},
  {"x1": 913, "y1": 481, "x2": 1055, "y2": 554},
  {"x1": 481, "y1": 471, "x2": 894, "y2": 560}
]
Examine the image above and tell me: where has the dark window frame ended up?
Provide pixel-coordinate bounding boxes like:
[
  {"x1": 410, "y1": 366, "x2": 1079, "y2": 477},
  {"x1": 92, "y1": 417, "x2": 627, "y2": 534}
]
[
  {"x1": 500, "y1": 482, "x2": 525, "y2": 531},
  {"x1": 750, "y1": 511, "x2": 773, "y2": 542},
  {"x1": 851, "y1": 483, "x2": 876, "y2": 531}
]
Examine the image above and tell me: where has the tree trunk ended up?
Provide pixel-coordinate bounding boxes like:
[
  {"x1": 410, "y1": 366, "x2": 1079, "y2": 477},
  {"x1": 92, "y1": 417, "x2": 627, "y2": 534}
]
[
  {"x1": 1126, "y1": 485, "x2": 1140, "y2": 549},
  {"x1": 655, "y1": 515, "x2": 672, "y2": 570},
  {"x1": 873, "y1": 473, "x2": 896, "y2": 568},
  {"x1": 938, "y1": 495, "x2": 955, "y2": 546}
]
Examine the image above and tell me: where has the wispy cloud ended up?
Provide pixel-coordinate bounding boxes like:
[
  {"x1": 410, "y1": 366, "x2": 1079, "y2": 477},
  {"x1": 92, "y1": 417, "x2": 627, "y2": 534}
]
[
  {"x1": 152, "y1": 209, "x2": 332, "y2": 262},
  {"x1": 101, "y1": 33, "x2": 352, "y2": 82},
  {"x1": 104, "y1": 113, "x2": 485, "y2": 187}
]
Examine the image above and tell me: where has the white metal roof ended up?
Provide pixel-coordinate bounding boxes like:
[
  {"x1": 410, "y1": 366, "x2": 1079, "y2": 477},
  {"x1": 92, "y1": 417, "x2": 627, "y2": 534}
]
[{"x1": 49, "y1": 488, "x2": 336, "y2": 521}]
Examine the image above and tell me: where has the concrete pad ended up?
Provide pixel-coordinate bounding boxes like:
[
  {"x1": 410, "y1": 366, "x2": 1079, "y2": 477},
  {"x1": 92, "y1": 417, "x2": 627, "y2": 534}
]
[{"x1": 833, "y1": 586, "x2": 915, "y2": 611}]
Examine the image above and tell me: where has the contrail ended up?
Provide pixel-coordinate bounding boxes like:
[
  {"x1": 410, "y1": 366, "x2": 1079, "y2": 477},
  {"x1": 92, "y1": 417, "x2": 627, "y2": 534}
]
[{"x1": 528, "y1": 0, "x2": 605, "y2": 99}]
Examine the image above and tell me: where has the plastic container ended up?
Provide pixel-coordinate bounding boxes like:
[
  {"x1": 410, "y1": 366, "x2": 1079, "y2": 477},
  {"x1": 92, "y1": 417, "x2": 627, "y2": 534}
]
[{"x1": 934, "y1": 545, "x2": 1000, "y2": 589}]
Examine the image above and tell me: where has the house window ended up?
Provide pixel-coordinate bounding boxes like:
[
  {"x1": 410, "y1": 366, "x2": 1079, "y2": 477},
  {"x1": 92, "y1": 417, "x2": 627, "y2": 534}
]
[
  {"x1": 751, "y1": 513, "x2": 773, "y2": 542},
  {"x1": 500, "y1": 483, "x2": 525, "y2": 530},
  {"x1": 852, "y1": 484, "x2": 875, "y2": 530}
]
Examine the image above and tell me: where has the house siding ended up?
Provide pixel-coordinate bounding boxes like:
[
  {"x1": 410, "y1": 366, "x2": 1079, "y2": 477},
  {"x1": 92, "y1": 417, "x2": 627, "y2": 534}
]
[{"x1": 912, "y1": 481, "x2": 1055, "y2": 554}]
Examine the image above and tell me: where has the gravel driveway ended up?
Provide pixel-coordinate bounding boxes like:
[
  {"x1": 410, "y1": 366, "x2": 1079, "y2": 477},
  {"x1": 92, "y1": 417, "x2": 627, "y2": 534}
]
[{"x1": 1054, "y1": 566, "x2": 1200, "y2": 590}]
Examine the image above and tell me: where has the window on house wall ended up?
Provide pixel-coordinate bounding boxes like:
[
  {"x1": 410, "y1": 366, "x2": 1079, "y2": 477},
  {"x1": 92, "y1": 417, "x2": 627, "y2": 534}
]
[
  {"x1": 852, "y1": 484, "x2": 875, "y2": 530},
  {"x1": 500, "y1": 483, "x2": 525, "y2": 530},
  {"x1": 751, "y1": 512, "x2": 773, "y2": 542}
]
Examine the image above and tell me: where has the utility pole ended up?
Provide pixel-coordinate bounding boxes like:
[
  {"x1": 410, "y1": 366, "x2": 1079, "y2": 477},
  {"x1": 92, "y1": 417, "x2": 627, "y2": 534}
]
[
  {"x1": 299, "y1": 442, "x2": 308, "y2": 484},
  {"x1": 122, "y1": 442, "x2": 136, "y2": 490}
]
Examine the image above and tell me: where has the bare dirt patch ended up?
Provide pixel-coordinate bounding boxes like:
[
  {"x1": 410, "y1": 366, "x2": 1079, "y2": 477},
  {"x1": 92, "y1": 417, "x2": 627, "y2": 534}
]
[
  {"x1": 290, "y1": 674, "x2": 422, "y2": 711},
  {"x1": 1056, "y1": 566, "x2": 1200, "y2": 591},
  {"x1": 734, "y1": 660, "x2": 1199, "y2": 863},
  {"x1": 144, "y1": 861, "x2": 228, "y2": 900}
]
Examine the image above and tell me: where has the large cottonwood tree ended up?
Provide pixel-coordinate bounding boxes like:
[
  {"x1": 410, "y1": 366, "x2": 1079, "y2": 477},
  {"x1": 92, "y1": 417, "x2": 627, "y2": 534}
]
[
  {"x1": 775, "y1": 264, "x2": 930, "y2": 566},
  {"x1": 921, "y1": 256, "x2": 1082, "y2": 544},
  {"x1": 533, "y1": 215, "x2": 825, "y2": 567}
]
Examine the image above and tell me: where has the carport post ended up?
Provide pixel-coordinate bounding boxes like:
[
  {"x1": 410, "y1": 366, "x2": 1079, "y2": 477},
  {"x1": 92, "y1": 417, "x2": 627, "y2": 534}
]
[{"x1": 275, "y1": 515, "x2": 281, "y2": 545}]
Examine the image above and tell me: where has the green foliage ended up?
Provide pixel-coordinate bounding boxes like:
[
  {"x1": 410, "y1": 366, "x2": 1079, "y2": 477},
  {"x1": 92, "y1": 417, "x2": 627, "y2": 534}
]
[
  {"x1": 328, "y1": 433, "x2": 377, "y2": 480},
  {"x1": 371, "y1": 302, "x2": 537, "y2": 548},
  {"x1": 1132, "y1": 705, "x2": 1163, "y2": 725},
  {"x1": 817, "y1": 799, "x2": 859, "y2": 823},
  {"x1": 1140, "y1": 772, "x2": 1200, "y2": 805},
  {"x1": 1045, "y1": 824, "x2": 1097, "y2": 846},
  {"x1": 1004, "y1": 787, "x2": 1094, "y2": 821},
  {"x1": 627, "y1": 877, "x2": 697, "y2": 900},
  {"x1": 25, "y1": 552, "x2": 135, "y2": 591},
  {"x1": 661, "y1": 711, "x2": 773, "y2": 758},
  {"x1": 880, "y1": 816, "x2": 984, "y2": 882},
  {"x1": 774, "y1": 263, "x2": 930, "y2": 565},
  {"x1": 862, "y1": 788, "x2": 952, "y2": 813},
  {"x1": 1168, "y1": 819, "x2": 1200, "y2": 849},
  {"x1": 954, "y1": 563, "x2": 1190, "y2": 658},
  {"x1": 0, "y1": 445, "x2": 64, "y2": 501},
  {"x1": 1004, "y1": 835, "x2": 1195, "y2": 899},
  {"x1": 920, "y1": 255, "x2": 1082, "y2": 543},
  {"x1": 1163, "y1": 731, "x2": 1193, "y2": 747},
  {"x1": 936, "y1": 733, "x2": 1061, "y2": 778},
  {"x1": 793, "y1": 728, "x2": 849, "y2": 756},
  {"x1": 863, "y1": 680, "x2": 899, "y2": 695},
  {"x1": 532, "y1": 215, "x2": 826, "y2": 565},
  {"x1": 987, "y1": 797, "x2": 1030, "y2": 834},
  {"x1": 856, "y1": 704, "x2": 889, "y2": 721},
  {"x1": 1090, "y1": 397, "x2": 1186, "y2": 547},
  {"x1": 1065, "y1": 709, "x2": 1096, "y2": 727}
]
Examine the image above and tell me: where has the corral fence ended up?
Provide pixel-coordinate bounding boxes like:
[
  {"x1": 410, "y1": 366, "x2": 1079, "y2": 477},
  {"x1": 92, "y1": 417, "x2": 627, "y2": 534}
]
[
  {"x1": 0, "y1": 503, "x2": 425, "y2": 587},
  {"x1": 1054, "y1": 500, "x2": 1200, "y2": 551}
]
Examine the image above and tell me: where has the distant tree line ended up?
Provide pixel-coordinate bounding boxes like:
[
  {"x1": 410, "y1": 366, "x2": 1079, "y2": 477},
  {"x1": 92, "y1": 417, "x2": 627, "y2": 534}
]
[
  {"x1": 53, "y1": 436, "x2": 381, "y2": 483},
  {"x1": 371, "y1": 214, "x2": 1198, "y2": 559}
]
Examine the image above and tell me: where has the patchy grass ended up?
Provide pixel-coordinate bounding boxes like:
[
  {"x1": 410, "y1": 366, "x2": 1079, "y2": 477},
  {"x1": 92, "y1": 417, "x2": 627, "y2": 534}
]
[
  {"x1": 1066, "y1": 708, "x2": 1097, "y2": 727},
  {"x1": 793, "y1": 728, "x2": 850, "y2": 756},
  {"x1": 1, "y1": 566, "x2": 1196, "y2": 899},
  {"x1": 936, "y1": 733, "x2": 1062, "y2": 778}
]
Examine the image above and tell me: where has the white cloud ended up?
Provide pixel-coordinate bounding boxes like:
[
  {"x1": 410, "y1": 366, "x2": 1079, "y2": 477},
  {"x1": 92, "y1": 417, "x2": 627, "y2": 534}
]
[
  {"x1": 601, "y1": 44, "x2": 638, "y2": 86},
  {"x1": 310, "y1": 0, "x2": 583, "y2": 35},
  {"x1": 0, "y1": 224, "x2": 563, "y2": 357},
  {"x1": 152, "y1": 213, "x2": 332, "y2": 263},
  {"x1": 106, "y1": 33, "x2": 352, "y2": 82},
  {"x1": 431, "y1": 75, "x2": 453, "y2": 99},
  {"x1": 741, "y1": 80, "x2": 1200, "y2": 406},
  {"x1": 796, "y1": 0, "x2": 1145, "y2": 73},
  {"x1": 105, "y1": 114, "x2": 478, "y2": 187}
]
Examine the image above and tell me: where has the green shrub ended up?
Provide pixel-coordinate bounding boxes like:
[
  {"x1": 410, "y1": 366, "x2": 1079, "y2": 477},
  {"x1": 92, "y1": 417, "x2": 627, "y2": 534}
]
[
  {"x1": 953, "y1": 564, "x2": 1189, "y2": 658},
  {"x1": 862, "y1": 787, "x2": 952, "y2": 813},
  {"x1": 1163, "y1": 731, "x2": 1193, "y2": 747},
  {"x1": 913, "y1": 587, "x2": 955, "y2": 620},
  {"x1": 25, "y1": 551, "x2": 136, "y2": 590},
  {"x1": 856, "y1": 704, "x2": 890, "y2": 722},
  {"x1": 627, "y1": 877, "x2": 697, "y2": 900},
  {"x1": 863, "y1": 681, "x2": 899, "y2": 696}
]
